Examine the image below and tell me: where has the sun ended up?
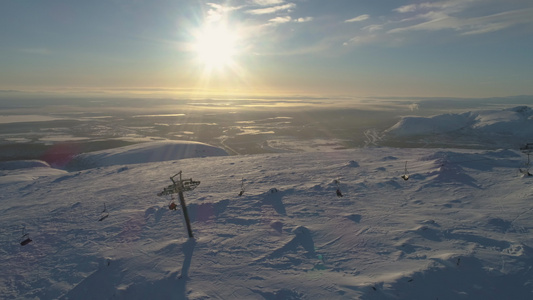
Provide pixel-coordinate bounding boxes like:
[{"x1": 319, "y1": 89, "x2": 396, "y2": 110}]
[{"x1": 193, "y1": 25, "x2": 239, "y2": 70}]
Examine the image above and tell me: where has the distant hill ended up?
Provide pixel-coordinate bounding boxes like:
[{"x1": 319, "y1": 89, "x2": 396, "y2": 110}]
[
  {"x1": 383, "y1": 106, "x2": 533, "y2": 148},
  {"x1": 0, "y1": 141, "x2": 228, "y2": 184},
  {"x1": 66, "y1": 140, "x2": 228, "y2": 171}
]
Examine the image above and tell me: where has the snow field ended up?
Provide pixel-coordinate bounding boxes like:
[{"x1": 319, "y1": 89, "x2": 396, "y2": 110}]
[{"x1": 2, "y1": 146, "x2": 533, "y2": 299}]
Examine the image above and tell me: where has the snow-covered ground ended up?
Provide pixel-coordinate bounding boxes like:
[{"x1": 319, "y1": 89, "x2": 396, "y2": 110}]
[
  {"x1": 2, "y1": 106, "x2": 533, "y2": 299},
  {"x1": 382, "y1": 106, "x2": 533, "y2": 149},
  {"x1": 66, "y1": 140, "x2": 229, "y2": 171}
]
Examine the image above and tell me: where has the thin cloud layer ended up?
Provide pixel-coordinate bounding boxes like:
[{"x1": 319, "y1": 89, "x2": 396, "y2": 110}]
[
  {"x1": 343, "y1": 0, "x2": 533, "y2": 46},
  {"x1": 269, "y1": 16, "x2": 292, "y2": 24},
  {"x1": 247, "y1": 3, "x2": 295, "y2": 15},
  {"x1": 203, "y1": 0, "x2": 533, "y2": 53},
  {"x1": 345, "y1": 14, "x2": 370, "y2": 23},
  {"x1": 390, "y1": 3, "x2": 533, "y2": 36},
  {"x1": 252, "y1": 0, "x2": 285, "y2": 6}
]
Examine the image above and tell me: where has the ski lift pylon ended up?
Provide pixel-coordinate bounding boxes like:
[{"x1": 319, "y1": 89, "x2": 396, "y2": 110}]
[{"x1": 157, "y1": 171, "x2": 198, "y2": 238}]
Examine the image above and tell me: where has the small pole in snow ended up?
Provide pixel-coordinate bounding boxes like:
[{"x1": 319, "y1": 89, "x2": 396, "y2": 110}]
[
  {"x1": 334, "y1": 180, "x2": 343, "y2": 197},
  {"x1": 401, "y1": 161, "x2": 410, "y2": 180},
  {"x1": 20, "y1": 226, "x2": 32, "y2": 246},
  {"x1": 238, "y1": 178, "x2": 245, "y2": 196},
  {"x1": 520, "y1": 143, "x2": 533, "y2": 176}
]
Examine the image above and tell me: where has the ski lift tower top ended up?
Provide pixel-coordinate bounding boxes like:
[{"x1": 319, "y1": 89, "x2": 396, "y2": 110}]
[
  {"x1": 520, "y1": 143, "x2": 533, "y2": 154},
  {"x1": 158, "y1": 171, "x2": 200, "y2": 196}
]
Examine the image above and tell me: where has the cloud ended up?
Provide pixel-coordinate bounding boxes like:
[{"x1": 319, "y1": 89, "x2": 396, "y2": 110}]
[
  {"x1": 343, "y1": 34, "x2": 381, "y2": 46},
  {"x1": 363, "y1": 24, "x2": 384, "y2": 32},
  {"x1": 388, "y1": 1, "x2": 533, "y2": 36},
  {"x1": 409, "y1": 103, "x2": 420, "y2": 111},
  {"x1": 394, "y1": 2, "x2": 456, "y2": 14},
  {"x1": 295, "y1": 17, "x2": 313, "y2": 23},
  {"x1": 345, "y1": 14, "x2": 370, "y2": 23},
  {"x1": 247, "y1": 3, "x2": 296, "y2": 15},
  {"x1": 269, "y1": 16, "x2": 292, "y2": 24},
  {"x1": 206, "y1": 3, "x2": 242, "y2": 22},
  {"x1": 389, "y1": 7, "x2": 533, "y2": 36},
  {"x1": 460, "y1": 8, "x2": 533, "y2": 35},
  {"x1": 394, "y1": 4, "x2": 418, "y2": 13},
  {"x1": 252, "y1": 0, "x2": 285, "y2": 6}
]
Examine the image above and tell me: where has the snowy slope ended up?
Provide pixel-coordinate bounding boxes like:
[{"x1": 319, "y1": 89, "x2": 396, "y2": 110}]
[
  {"x1": 2, "y1": 145, "x2": 533, "y2": 299},
  {"x1": 66, "y1": 140, "x2": 228, "y2": 171},
  {"x1": 0, "y1": 160, "x2": 67, "y2": 185},
  {"x1": 383, "y1": 106, "x2": 533, "y2": 148}
]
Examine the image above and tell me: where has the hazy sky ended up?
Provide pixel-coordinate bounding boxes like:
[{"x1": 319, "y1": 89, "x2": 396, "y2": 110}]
[{"x1": 1, "y1": 0, "x2": 533, "y2": 98}]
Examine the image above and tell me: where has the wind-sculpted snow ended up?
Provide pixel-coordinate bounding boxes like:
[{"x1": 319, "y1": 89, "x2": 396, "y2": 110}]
[
  {"x1": 384, "y1": 106, "x2": 533, "y2": 148},
  {"x1": 1, "y1": 147, "x2": 533, "y2": 299},
  {"x1": 66, "y1": 140, "x2": 228, "y2": 171}
]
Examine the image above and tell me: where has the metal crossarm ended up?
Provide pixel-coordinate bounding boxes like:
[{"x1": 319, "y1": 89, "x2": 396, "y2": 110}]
[
  {"x1": 520, "y1": 143, "x2": 533, "y2": 153},
  {"x1": 157, "y1": 171, "x2": 201, "y2": 196}
]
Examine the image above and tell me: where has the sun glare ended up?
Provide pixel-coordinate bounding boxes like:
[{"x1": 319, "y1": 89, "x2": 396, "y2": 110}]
[{"x1": 193, "y1": 25, "x2": 239, "y2": 70}]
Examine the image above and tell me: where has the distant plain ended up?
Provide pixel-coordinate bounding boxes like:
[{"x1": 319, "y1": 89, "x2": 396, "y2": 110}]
[{"x1": 1, "y1": 94, "x2": 532, "y2": 163}]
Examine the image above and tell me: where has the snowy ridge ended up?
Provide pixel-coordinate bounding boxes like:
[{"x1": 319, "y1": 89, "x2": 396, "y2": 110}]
[
  {"x1": 0, "y1": 160, "x2": 67, "y2": 185},
  {"x1": 384, "y1": 106, "x2": 533, "y2": 148},
  {"x1": 0, "y1": 160, "x2": 52, "y2": 170},
  {"x1": 66, "y1": 140, "x2": 228, "y2": 171},
  {"x1": 2, "y1": 147, "x2": 533, "y2": 299}
]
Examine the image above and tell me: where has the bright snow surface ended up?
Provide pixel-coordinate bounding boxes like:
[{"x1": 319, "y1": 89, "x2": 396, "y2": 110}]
[{"x1": 2, "y1": 110, "x2": 533, "y2": 299}]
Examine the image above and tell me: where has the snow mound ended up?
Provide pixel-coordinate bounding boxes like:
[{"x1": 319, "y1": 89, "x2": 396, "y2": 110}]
[
  {"x1": 0, "y1": 160, "x2": 67, "y2": 185},
  {"x1": 66, "y1": 141, "x2": 228, "y2": 170},
  {"x1": 384, "y1": 106, "x2": 533, "y2": 148}
]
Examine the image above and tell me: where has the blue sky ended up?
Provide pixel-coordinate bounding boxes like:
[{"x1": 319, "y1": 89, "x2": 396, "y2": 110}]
[{"x1": 1, "y1": 0, "x2": 532, "y2": 98}]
